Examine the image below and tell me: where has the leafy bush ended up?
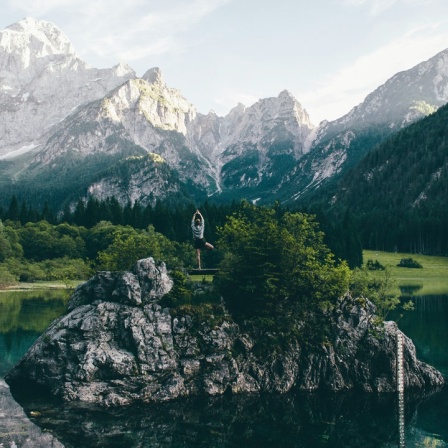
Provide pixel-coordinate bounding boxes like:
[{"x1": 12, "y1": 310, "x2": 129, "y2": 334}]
[
  {"x1": 216, "y1": 201, "x2": 350, "y2": 334},
  {"x1": 350, "y1": 266, "x2": 400, "y2": 320},
  {"x1": 0, "y1": 265, "x2": 17, "y2": 288},
  {"x1": 96, "y1": 225, "x2": 192, "y2": 271},
  {"x1": 366, "y1": 259, "x2": 385, "y2": 270},
  {"x1": 160, "y1": 270, "x2": 193, "y2": 307},
  {"x1": 4, "y1": 257, "x2": 90, "y2": 283},
  {"x1": 397, "y1": 258, "x2": 422, "y2": 269},
  {"x1": 161, "y1": 270, "x2": 224, "y2": 329}
]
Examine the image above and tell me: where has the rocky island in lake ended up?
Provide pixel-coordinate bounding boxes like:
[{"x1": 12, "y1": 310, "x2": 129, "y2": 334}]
[{"x1": 5, "y1": 257, "x2": 444, "y2": 407}]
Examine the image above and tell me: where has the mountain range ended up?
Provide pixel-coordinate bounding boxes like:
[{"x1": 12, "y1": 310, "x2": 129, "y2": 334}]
[{"x1": 1, "y1": 17, "x2": 448, "y2": 213}]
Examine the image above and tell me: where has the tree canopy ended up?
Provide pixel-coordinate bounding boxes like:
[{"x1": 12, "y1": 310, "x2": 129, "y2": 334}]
[{"x1": 216, "y1": 202, "x2": 350, "y2": 335}]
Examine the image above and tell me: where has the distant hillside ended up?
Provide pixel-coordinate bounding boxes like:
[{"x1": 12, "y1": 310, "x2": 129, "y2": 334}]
[{"x1": 328, "y1": 103, "x2": 448, "y2": 255}]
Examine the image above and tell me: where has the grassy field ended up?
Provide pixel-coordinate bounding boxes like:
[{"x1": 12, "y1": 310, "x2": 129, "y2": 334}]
[
  {"x1": 363, "y1": 250, "x2": 448, "y2": 295},
  {"x1": 188, "y1": 274, "x2": 214, "y2": 283}
]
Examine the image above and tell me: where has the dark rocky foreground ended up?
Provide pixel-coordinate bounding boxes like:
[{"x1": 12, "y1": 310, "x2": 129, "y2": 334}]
[{"x1": 5, "y1": 258, "x2": 444, "y2": 407}]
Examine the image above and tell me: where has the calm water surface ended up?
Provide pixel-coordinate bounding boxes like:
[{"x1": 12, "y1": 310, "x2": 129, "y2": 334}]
[{"x1": 0, "y1": 289, "x2": 447, "y2": 447}]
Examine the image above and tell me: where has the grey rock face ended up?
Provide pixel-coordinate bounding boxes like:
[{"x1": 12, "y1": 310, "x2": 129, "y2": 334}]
[
  {"x1": 0, "y1": 17, "x2": 136, "y2": 157},
  {"x1": 5, "y1": 258, "x2": 444, "y2": 407}
]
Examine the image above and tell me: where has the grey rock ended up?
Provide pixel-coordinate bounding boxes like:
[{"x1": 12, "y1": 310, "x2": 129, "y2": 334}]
[{"x1": 5, "y1": 259, "x2": 444, "y2": 407}]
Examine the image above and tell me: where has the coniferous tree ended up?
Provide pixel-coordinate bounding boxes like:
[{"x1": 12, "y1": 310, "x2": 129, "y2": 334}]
[
  {"x1": 217, "y1": 201, "x2": 350, "y2": 329},
  {"x1": 41, "y1": 201, "x2": 55, "y2": 224},
  {"x1": 341, "y1": 210, "x2": 363, "y2": 268},
  {"x1": 19, "y1": 201, "x2": 28, "y2": 225},
  {"x1": 7, "y1": 196, "x2": 19, "y2": 222},
  {"x1": 73, "y1": 200, "x2": 86, "y2": 227}
]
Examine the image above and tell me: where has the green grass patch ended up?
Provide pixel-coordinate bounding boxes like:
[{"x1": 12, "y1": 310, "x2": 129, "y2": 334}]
[
  {"x1": 363, "y1": 250, "x2": 448, "y2": 295},
  {"x1": 188, "y1": 274, "x2": 214, "y2": 282}
]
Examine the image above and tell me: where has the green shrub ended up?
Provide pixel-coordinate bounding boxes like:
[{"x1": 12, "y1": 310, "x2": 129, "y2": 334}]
[
  {"x1": 366, "y1": 259, "x2": 385, "y2": 270},
  {"x1": 216, "y1": 201, "x2": 350, "y2": 334},
  {"x1": 160, "y1": 270, "x2": 193, "y2": 307},
  {"x1": 0, "y1": 265, "x2": 18, "y2": 288},
  {"x1": 397, "y1": 258, "x2": 422, "y2": 268}
]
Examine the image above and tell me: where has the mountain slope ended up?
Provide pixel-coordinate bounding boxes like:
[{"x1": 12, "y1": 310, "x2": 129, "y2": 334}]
[
  {"x1": 327, "y1": 103, "x2": 448, "y2": 254},
  {"x1": 0, "y1": 17, "x2": 136, "y2": 158},
  {"x1": 333, "y1": 104, "x2": 448, "y2": 212},
  {"x1": 9, "y1": 69, "x2": 212, "y2": 207},
  {"x1": 2, "y1": 17, "x2": 448, "y2": 214},
  {"x1": 0, "y1": 18, "x2": 316, "y2": 209},
  {"x1": 187, "y1": 90, "x2": 315, "y2": 201},
  {"x1": 278, "y1": 49, "x2": 448, "y2": 203}
]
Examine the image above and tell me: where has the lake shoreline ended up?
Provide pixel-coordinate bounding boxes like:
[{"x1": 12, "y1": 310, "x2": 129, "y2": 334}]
[{"x1": 0, "y1": 280, "x2": 85, "y2": 292}]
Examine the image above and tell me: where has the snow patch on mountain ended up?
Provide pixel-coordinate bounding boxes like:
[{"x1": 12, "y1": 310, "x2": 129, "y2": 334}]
[{"x1": 0, "y1": 143, "x2": 39, "y2": 160}]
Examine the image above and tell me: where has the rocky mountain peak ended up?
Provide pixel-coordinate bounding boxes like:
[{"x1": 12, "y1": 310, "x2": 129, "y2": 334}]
[
  {"x1": 142, "y1": 67, "x2": 165, "y2": 85},
  {"x1": 111, "y1": 62, "x2": 136, "y2": 77},
  {"x1": 0, "y1": 17, "x2": 137, "y2": 157},
  {"x1": 2, "y1": 17, "x2": 77, "y2": 63},
  {"x1": 278, "y1": 89, "x2": 294, "y2": 100},
  {"x1": 334, "y1": 48, "x2": 448, "y2": 131},
  {"x1": 219, "y1": 91, "x2": 315, "y2": 151},
  {"x1": 3, "y1": 17, "x2": 448, "y2": 207}
]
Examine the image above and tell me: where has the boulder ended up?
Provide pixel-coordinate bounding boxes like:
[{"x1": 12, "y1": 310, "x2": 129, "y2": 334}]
[{"x1": 5, "y1": 258, "x2": 444, "y2": 407}]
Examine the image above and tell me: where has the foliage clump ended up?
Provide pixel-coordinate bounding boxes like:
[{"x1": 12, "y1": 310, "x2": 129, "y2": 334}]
[
  {"x1": 160, "y1": 270, "x2": 193, "y2": 308},
  {"x1": 215, "y1": 201, "x2": 350, "y2": 337},
  {"x1": 96, "y1": 224, "x2": 193, "y2": 271},
  {"x1": 366, "y1": 259, "x2": 385, "y2": 271},
  {"x1": 350, "y1": 265, "x2": 414, "y2": 324},
  {"x1": 397, "y1": 258, "x2": 422, "y2": 269},
  {"x1": 161, "y1": 270, "x2": 225, "y2": 329}
]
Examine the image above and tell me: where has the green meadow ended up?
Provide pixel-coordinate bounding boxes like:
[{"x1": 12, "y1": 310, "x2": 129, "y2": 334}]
[
  {"x1": 363, "y1": 250, "x2": 448, "y2": 295},
  {"x1": 188, "y1": 274, "x2": 214, "y2": 283},
  {"x1": 189, "y1": 250, "x2": 448, "y2": 295}
]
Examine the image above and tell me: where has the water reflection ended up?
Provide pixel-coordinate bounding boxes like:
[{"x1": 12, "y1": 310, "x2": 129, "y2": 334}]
[
  {"x1": 396, "y1": 332, "x2": 405, "y2": 448},
  {"x1": 0, "y1": 290, "x2": 68, "y2": 447},
  {"x1": 395, "y1": 295, "x2": 448, "y2": 378},
  {"x1": 394, "y1": 294, "x2": 448, "y2": 447},
  {"x1": 10, "y1": 388, "x2": 429, "y2": 448},
  {"x1": 0, "y1": 379, "x2": 64, "y2": 448},
  {"x1": 0, "y1": 290, "x2": 67, "y2": 377}
]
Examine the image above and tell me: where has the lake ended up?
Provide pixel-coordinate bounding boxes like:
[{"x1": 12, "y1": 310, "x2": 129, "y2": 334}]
[{"x1": 0, "y1": 289, "x2": 447, "y2": 447}]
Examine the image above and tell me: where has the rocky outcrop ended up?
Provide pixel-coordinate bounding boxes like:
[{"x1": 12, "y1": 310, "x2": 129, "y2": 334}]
[{"x1": 5, "y1": 258, "x2": 444, "y2": 407}]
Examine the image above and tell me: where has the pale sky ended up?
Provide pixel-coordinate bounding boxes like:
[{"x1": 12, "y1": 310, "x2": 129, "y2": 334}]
[{"x1": 2, "y1": 0, "x2": 448, "y2": 124}]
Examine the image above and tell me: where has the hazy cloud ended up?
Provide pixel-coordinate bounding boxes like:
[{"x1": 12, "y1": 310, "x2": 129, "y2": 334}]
[
  {"x1": 343, "y1": 0, "x2": 434, "y2": 15},
  {"x1": 6, "y1": 0, "x2": 233, "y2": 63},
  {"x1": 3, "y1": 0, "x2": 448, "y2": 122},
  {"x1": 299, "y1": 22, "x2": 448, "y2": 122}
]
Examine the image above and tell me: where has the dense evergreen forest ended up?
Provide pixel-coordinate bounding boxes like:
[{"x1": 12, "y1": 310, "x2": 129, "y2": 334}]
[
  {"x1": 0, "y1": 196, "x2": 363, "y2": 288},
  {"x1": 304, "y1": 103, "x2": 448, "y2": 256}
]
